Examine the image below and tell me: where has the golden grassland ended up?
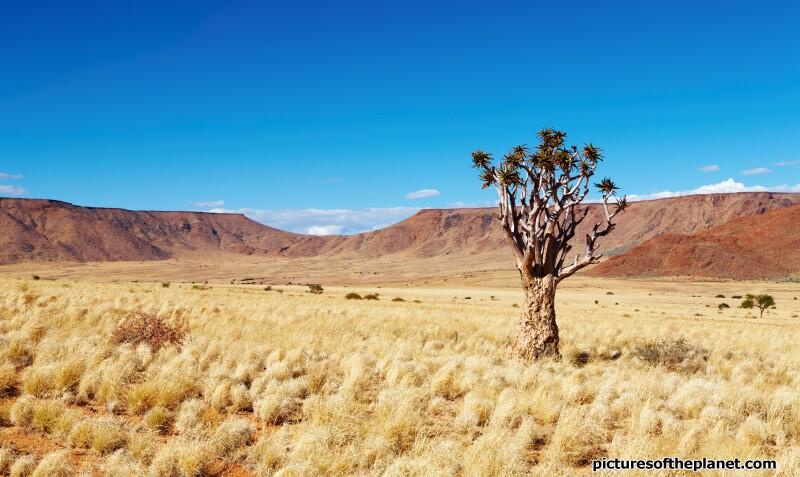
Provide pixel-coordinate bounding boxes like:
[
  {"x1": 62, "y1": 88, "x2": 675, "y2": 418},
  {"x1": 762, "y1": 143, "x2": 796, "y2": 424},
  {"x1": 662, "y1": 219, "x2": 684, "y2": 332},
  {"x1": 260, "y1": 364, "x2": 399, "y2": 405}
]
[{"x1": 0, "y1": 277, "x2": 799, "y2": 476}]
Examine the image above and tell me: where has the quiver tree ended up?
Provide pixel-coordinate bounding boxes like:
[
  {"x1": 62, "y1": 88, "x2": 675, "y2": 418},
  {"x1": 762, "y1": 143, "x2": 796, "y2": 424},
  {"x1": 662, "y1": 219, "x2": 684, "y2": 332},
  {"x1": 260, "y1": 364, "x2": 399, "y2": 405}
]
[{"x1": 472, "y1": 129, "x2": 626, "y2": 360}]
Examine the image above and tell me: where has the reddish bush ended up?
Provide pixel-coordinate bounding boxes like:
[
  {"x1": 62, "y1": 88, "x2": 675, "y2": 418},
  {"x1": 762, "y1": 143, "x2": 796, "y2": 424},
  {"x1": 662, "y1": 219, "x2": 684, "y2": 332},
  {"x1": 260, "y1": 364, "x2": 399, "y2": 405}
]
[{"x1": 111, "y1": 311, "x2": 188, "y2": 351}]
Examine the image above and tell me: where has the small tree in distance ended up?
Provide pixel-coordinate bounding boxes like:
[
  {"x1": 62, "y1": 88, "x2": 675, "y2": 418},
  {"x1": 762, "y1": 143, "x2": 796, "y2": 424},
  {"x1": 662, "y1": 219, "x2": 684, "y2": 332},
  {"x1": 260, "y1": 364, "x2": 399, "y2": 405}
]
[
  {"x1": 741, "y1": 294, "x2": 775, "y2": 318},
  {"x1": 472, "y1": 129, "x2": 626, "y2": 361},
  {"x1": 308, "y1": 284, "x2": 324, "y2": 295}
]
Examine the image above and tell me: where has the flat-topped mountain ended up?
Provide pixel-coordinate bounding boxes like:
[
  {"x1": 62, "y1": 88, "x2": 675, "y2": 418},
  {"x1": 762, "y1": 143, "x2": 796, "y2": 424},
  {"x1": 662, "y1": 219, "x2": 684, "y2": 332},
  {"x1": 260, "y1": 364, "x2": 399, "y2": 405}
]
[
  {"x1": 2, "y1": 193, "x2": 800, "y2": 280},
  {"x1": 591, "y1": 203, "x2": 800, "y2": 280}
]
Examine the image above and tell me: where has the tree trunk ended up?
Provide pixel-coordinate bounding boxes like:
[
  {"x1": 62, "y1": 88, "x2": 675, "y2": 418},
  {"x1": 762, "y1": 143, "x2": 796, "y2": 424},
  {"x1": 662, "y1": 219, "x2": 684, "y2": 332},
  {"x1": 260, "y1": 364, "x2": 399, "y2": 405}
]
[{"x1": 513, "y1": 275, "x2": 560, "y2": 361}]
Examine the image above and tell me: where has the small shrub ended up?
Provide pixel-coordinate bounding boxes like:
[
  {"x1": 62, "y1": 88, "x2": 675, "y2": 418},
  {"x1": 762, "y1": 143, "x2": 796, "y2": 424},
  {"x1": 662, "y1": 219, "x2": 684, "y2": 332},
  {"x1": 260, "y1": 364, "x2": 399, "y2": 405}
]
[
  {"x1": 111, "y1": 311, "x2": 188, "y2": 352},
  {"x1": 732, "y1": 295, "x2": 742, "y2": 299},
  {"x1": 569, "y1": 351, "x2": 591, "y2": 367},
  {"x1": 464, "y1": 297, "x2": 472, "y2": 300},
  {"x1": 345, "y1": 292, "x2": 362, "y2": 300},
  {"x1": 161, "y1": 282, "x2": 170, "y2": 288},
  {"x1": 31, "y1": 275, "x2": 40, "y2": 281},
  {"x1": 191, "y1": 284, "x2": 207, "y2": 291},
  {"x1": 718, "y1": 303, "x2": 730, "y2": 310},
  {"x1": 392, "y1": 297, "x2": 405, "y2": 302},
  {"x1": 606, "y1": 291, "x2": 614, "y2": 295},
  {"x1": 363, "y1": 294, "x2": 379, "y2": 300},
  {"x1": 715, "y1": 294, "x2": 725, "y2": 298},
  {"x1": 264, "y1": 286, "x2": 272, "y2": 291},
  {"x1": 632, "y1": 338, "x2": 709, "y2": 374},
  {"x1": 308, "y1": 284, "x2": 324, "y2": 295}
]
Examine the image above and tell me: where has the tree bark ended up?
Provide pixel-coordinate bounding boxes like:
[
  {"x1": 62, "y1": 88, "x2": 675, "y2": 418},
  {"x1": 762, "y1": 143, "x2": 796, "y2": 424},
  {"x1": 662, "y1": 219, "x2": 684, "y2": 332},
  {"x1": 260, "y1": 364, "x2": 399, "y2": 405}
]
[{"x1": 513, "y1": 275, "x2": 560, "y2": 360}]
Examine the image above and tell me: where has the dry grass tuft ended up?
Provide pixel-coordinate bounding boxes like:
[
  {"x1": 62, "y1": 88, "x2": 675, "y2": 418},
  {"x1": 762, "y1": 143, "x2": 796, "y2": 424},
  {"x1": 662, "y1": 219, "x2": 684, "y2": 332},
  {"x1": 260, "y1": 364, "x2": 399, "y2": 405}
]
[
  {"x1": 632, "y1": 337, "x2": 709, "y2": 374},
  {"x1": 0, "y1": 448, "x2": 15, "y2": 475},
  {"x1": 9, "y1": 455, "x2": 36, "y2": 477},
  {"x1": 30, "y1": 451, "x2": 71, "y2": 477}
]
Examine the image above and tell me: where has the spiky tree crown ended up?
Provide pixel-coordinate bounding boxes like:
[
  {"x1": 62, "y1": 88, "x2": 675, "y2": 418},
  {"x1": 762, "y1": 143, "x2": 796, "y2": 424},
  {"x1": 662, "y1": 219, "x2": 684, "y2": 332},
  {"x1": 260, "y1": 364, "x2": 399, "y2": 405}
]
[{"x1": 471, "y1": 129, "x2": 626, "y2": 282}]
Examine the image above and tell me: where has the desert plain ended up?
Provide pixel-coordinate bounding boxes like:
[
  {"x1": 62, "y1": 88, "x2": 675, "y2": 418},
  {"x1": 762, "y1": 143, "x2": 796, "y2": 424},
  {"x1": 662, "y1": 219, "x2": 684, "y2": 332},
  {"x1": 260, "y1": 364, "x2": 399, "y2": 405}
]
[{"x1": 0, "y1": 260, "x2": 798, "y2": 476}]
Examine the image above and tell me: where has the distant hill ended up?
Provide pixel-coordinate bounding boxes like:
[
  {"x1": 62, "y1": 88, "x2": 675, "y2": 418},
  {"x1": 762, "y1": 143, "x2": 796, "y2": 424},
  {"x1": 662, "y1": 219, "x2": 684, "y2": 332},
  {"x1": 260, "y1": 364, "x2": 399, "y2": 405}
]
[
  {"x1": 2, "y1": 193, "x2": 800, "y2": 281},
  {"x1": 0, "y1": 198, "x2": 329, "y2": 263},
  {"x1": 591, "y1": 203, "x2": 800, "y2": 280}
]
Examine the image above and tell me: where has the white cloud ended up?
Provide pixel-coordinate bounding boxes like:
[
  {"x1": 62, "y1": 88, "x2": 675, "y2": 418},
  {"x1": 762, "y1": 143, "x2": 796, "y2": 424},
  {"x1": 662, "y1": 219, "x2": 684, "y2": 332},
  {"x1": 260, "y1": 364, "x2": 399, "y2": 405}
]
[
  {"x1": 405, "y1": 188, "x2": 440, "y2": 200},
  {"x1": 192, "y1": 200, "x2": 225, "y2": 207},
  {"x1": 205, "y1": 206, "x2": 419, "y2": 235},
  {"x1": 626, "y1": 178, "x2": 800, "y2": 201},
  {"x1": 776, "y1": 160, "x2": 800, "y2": 167},
  {"x1": 698, "y1": 165, "x2": 720, "y2": 172},
  {"x1": 740, "y1": 167, "x2": 771, "y2": 176},
  {"x1": 324, "y1": 178, "x2": 343, "y2": 183},
  {"x1": 0, "y1": 172, "x2": 22, "y2": 180},
  {"x1": 307, "y1": 225, "x2": 344, "y2": 236},
  {"x1": 0, "y1": 185, "x2": 26, "y2": 196}
]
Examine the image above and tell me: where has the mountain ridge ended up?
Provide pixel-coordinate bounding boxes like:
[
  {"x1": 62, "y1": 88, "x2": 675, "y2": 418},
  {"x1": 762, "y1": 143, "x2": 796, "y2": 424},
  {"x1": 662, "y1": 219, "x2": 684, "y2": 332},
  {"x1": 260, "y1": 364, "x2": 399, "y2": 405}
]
[{"x1": 3, "y1": 193, "x2": 800, "y2": 280}]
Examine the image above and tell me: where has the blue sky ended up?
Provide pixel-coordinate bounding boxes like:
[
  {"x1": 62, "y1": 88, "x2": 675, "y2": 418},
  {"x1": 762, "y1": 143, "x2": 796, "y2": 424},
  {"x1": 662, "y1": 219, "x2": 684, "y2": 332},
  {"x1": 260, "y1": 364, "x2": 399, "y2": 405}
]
[{"x1": 2, "y1": 0, "x2": 799, "y2": 234}]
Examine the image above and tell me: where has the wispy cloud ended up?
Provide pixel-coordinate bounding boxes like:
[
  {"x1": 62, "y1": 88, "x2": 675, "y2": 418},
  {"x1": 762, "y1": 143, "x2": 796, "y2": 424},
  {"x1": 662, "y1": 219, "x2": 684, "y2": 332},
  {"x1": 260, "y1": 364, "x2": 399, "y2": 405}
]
[
  {"x1": 307, "y1": 225, "x2": 344, "y2": 236},
  {"x1": 698, "y1": 165, "x2": 720, "y2": 172},
  {"x1": 206, "y1": 206, "x2": 419, "y2": 235},
  {"x1": 775, "y1": 160, "x2": 800, "y2": 167},
  {"x1": 627, "y1": 178, "x2": 800, "y2": 201},
  {"x1": 0, "y1": 185, "x2": 27, "y2": 196},
  {"x1": 192, "y1": 200, "x2": 225, "y2": 207},
  {"x1": 740, "y1": 167, "x2": 771, "y2": 176},
  {"x1": 405, "y1": 188, "x2": 440, "y2": 200},
  {"x1": 0, "y1": 172, "x2": 23, "y2": 180}
]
